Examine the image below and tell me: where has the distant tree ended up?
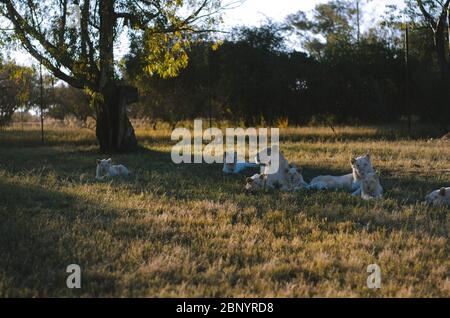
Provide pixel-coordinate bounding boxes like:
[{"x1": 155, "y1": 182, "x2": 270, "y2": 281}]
[
  {"x1": 0, "y1": 62, "x2": 35, "y2": 127},
  {"x1": 47, "y1": 85, "x2": 93, "y2": 125},
  {"x1": 285, "y1": 0, "x2": 358, "y2": 59}
]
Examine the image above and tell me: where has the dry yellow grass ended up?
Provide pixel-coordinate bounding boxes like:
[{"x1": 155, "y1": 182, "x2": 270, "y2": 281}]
[{"x1": 0, "y1": 125, "x2": 448, "y2": 297}]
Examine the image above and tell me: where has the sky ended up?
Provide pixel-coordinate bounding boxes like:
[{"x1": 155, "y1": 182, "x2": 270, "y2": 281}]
[
  {"x1": 222, "y1": 0, "x2": 405, "y2": 27},
  {"x1": 11, "y1": 0, "x2": 406, "y2": 67}
]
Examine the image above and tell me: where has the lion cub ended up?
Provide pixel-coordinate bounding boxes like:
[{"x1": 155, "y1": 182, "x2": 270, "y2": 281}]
[
  {"x1": 285, "y1": 165, "x2": 309, "y2": 191},
  {"x1": 96, "y1": 159, "x2": 130, "y2": 180},
  {"x1": 245, "y1": 174, "x2": 266, "y2": 193},
  {"x1": 351, "y1": 154, "x2": 375, "y2": 195},
  {"x1": 256, "y1": 146, "x2": 290, "y2": 190},
  {"x1": 426, "y1": 187, "x2": 450, "y2": 207},
  {"x1": 360, "y1": 172, "x2": 383, "y2": 200}
]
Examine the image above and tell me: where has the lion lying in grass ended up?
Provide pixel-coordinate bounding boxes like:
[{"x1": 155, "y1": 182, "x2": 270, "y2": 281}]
[
  {"x1": 307, "y1": 154, "x2": 376, "y2": 197},
  {"x1": 245, "y1": 174, "x2": 266, "y2": 193},
  {"x1": 308, "y1": 173, "x2": 355, "y2": 191},
  {"x1": 350, "y1": 154, "x2": 375, "y2": 195},
  {"x1": 426, "y1": 187, "x2": 450, "y2": 207},
  {"x1": 96, "y1": 159, "x2": 130, "y2": 180},
  {"x1": 255, "y1": 146, "x2": 291, "y2": 190},
  {"x1": 360, "y1": 172, "x2": 383, "y2": 200},
  {"x1": 245, "y1": 165, "x2": 308, "y2": 193},
  {"x1": 246, "y1": 145, "x2": 308, "y2": 192},
  {"x1": 285, "y1": 165, "x2": 309, "y2": 191}
]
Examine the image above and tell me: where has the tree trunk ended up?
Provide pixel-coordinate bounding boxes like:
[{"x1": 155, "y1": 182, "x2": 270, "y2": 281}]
[
  {"x1": 95, "y1": 85, "x2": 138, "y2": 153},
  {"x1": 433, "y1": 3, "x2": 450, "y2": 81},
  {"x1": 95, "y1": 0, "x2": 137, "y2": 153},
  {"x1": 434, "y1": 29, "x2": 450, "y2": 80}
]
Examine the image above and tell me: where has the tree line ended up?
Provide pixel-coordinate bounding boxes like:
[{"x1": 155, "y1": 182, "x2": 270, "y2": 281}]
[{"x1": 123, "y1": 0, "x2": 450, "y2": 129}]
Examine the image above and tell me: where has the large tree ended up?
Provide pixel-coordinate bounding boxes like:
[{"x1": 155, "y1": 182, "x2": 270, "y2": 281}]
[{"x1": 0, "y1": 0, "x2": 227, "y2": 152}]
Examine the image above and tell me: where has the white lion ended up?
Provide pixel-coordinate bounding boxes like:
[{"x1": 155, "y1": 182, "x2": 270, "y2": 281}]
[
  {"x1": 350, "y1": 154, "x2": 375, "y2": 195},
  {"x1": 360, "y1": 172, "x2": 383, "y2": 200},
  {"x1": 308, "y1": 173, "x2": 355, "y2": 191},
  {"x1": 255, "y1": 146, "x2": 290, "y2": 190},
  {"x1": 223, "y1": 152, "x2": 259, "y2": 174},
  {"x1": 426, "y1": 187, "x2": 450, "y2": 207},
  {"x1": 96, "y1": 158, "x2": 130, "y2": 180},
  {"x1": 307, "y1": 154, "x2": 374, "y2": 193},
  {"x1": 285, "y1": 165, "x2": 309, "y2": 191},
  {"x1": 245, "y1": 174, "x2": 266, "y2": 193}
]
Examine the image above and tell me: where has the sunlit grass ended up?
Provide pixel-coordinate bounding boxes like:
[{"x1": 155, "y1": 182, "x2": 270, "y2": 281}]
[{"x1": 0, "y1": 126, "x2": 448, "y2": 297}]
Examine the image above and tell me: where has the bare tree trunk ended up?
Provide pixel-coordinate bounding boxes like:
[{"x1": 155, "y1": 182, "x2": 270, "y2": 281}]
[
  {"x1": 96, "y1": 85, "x2": 137, "y2": 153},
  {"x1": 435, "y1": 28, "x2": 450, "y2": 80},
  {"x1": 96, "y1": 0, "x2": 137, "y2": 153},
  {"x1": 417, "y1": 0, "x2": 450, "y2": 80}
]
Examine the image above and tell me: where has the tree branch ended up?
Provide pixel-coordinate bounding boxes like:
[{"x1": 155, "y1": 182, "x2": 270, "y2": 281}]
[
  {"x1": 1, "y1": 0, "x2": 96, "y2": 89},
  {"x1": 416, "y1": 0, "x2": 438, "y2": 30}
]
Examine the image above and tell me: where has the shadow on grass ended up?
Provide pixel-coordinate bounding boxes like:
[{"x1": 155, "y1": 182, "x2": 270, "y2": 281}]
[{"x1": 0, "y1": 179, "x2": 123, "y2": 297}]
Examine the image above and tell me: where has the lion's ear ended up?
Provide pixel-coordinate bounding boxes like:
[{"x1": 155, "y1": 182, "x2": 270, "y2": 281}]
[
  {"x1": 107, "y1": 158, "x2": 112, "y2": 164},
  {"x1": 439, "y1": 188, "x2": 446, "y2": 196},
  {"x1": 351, "y1": 158, "x2": 356, "y2": 165},
  {"x1": 246, "y1": 177, "x2": 253, "y2": 184}
]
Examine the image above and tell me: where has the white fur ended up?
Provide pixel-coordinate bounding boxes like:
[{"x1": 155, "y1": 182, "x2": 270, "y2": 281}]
[
  {"x1": 350, "y1": 154, "x2": 375, "y2": 195},
  {"x1": 285, "y1": 165, "x2": 309, "y2": 191},
  {"x1": 96, "y1": 159, "x2": 130, "y2": 180},
  {"x1": 426, "y1": 187, "x2": 450, "y2": 207},
  {"x1": 256, "y1": 146, "x2": 290, "y2": 190},
  {"x1": 308, "y1": 154, "x2": 375, "y2": 194},
  {"x1": 245, "y1": 174, "x2": 266, "y2": 192},
  {"x1": 308, "y1": 174, "x2": 355, "y2": 191},
  {"x1": 223, "y1": 152, "x2": 259, "y2": 174},
  {"x1": 360, "y1": 172, "x2": 383, "y2": 200}
]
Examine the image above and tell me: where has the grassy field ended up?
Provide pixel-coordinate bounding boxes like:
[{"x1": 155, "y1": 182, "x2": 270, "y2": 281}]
[{"x1": 0, "y1": 125, "x2": 449, "y2": 297}]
